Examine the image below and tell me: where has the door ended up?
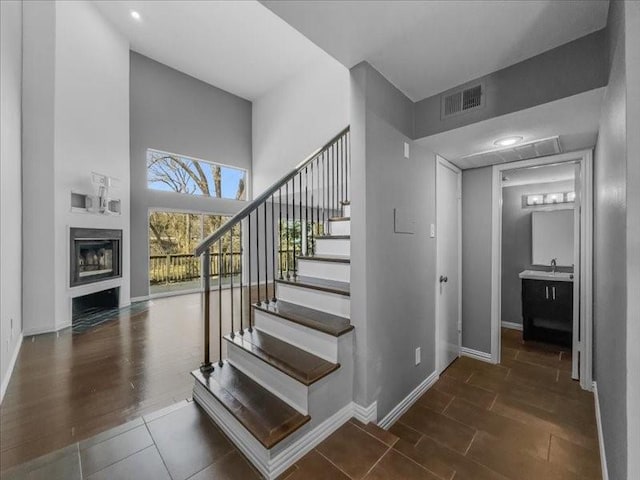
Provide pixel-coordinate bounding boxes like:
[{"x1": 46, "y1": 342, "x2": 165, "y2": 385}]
[{"x1": 436, "y1": 156, "x2": 461, "y2": 373}]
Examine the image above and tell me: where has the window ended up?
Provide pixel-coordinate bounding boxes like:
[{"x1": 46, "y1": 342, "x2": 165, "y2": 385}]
[
  {"x1": 148, "y1": 211, "x2": 241, "y2": 294},
  {"x1": 146, "y1": 149, "x2": 246, "y2": 200}
]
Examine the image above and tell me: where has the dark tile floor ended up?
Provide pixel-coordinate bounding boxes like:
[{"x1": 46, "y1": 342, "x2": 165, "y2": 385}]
[{"x1": 1, "y1": 328, "x2": 601, "y2": 480}]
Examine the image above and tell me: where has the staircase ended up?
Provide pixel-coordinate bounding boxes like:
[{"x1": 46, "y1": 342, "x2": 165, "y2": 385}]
[{"x1": 191, "y1": 129, "x2": 355, "y2": 479}]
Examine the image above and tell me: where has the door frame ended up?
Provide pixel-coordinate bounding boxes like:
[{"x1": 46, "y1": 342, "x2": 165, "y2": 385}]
[
  {"x1": 435, "y1": 155, "x2": 462, "y2": 373},
  {"x1": 490, "y1": 149, "x2": 593, "y2": 390}
]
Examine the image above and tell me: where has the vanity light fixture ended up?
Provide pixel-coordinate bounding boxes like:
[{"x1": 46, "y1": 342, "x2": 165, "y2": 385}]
[
  {"x1": 494, "y1": 136, "x2": 523, "y2": 147},
  {"x1": 130, "y1": 10, "x2": 141, "y2": 21},
  {"x1": 544, "y1": 193, "x2": 565, "y2": 204},
  {"x1": 524, "y1": 191, "x2": 575, "y2": 207}
]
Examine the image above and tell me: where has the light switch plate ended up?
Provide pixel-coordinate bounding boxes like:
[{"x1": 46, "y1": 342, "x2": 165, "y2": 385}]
[
  {"x1": 430, "y1": 223, "x2": 435, "y2": 238},
  {"x1": 415, "y1": 347, "x2": 421, "y2": 365},
  {"x1": 404, "y1": 142, "x2": 410, "y2": 159}
]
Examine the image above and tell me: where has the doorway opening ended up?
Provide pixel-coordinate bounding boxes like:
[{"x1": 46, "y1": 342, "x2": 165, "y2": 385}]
[{"x1": 491, "y1": 150, "x2": 593, "y2": 390}]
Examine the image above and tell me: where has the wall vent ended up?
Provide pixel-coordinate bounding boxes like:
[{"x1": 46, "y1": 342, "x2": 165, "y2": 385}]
[{"x1": 441, "y1": 83, "x2": 484, "y2": 119}]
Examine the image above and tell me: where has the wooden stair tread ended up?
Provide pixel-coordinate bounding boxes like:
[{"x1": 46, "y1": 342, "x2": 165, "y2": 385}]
[
  {"x1": 276, "y1": 275, "x2": 350, "y2": 296},
  {"x1": 192, "y1": 362, "x2": 310, "y2": 449},
  {"x1": 315, "y1": 235, "x2": 350, "y2": 240},
  {"x1": 225, "y1": 329, "x2": 339, "y2": 385},
  {"x1": 297, "y1": 255, "x2": 350, "y2": 263},
  {"x1": 329, "y1": 216, "x2": 350, "y2": 222},
  {"x1": 254, "y1": 300, "x2": 353, "y2": 337}
]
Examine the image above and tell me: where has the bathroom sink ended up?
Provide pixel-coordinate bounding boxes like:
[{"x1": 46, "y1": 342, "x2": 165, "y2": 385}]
[{"x1": 518, "y1": 270, "x2": 574, "y2": 282}]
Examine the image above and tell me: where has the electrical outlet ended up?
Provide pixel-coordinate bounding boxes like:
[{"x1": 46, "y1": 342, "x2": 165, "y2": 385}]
[{"x1": 415, "y1": 347, "x2": 421, "y2": 365}]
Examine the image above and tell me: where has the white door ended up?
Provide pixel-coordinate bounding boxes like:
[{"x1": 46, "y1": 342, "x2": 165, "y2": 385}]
[{"x1": 436, "y1": 156, "x2": 461, "y2": 373}]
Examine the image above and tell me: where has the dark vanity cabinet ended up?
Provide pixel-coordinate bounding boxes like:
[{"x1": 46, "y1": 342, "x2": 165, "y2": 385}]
[{"x1": 521, "y1": 279, "x2": 573, "y2": 347}]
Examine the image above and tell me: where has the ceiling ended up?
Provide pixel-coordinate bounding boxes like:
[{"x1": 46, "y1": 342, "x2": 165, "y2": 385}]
[
  {"x1": 93, "y1": 1, "x2": 334, "y2": 100},
  {"x1": 416, "y1": 87, "x2": 605, "y2": 169},
  {"x1": 501, "y1": 163, "x2": 576, "y2": 188},
  {"x1": 262, "y1": 0, "x2": 609, "y2": 101}
]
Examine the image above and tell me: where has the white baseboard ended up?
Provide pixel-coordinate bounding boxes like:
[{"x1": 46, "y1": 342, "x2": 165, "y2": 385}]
[
  {"x1": 130, "y1": 295, "x2": 149, "y2": 303},
  {"x1": 378, "y1": 371, "x2": 439, "y2": 430},
  {"x1": 460, "y1": 347, "x2": 493, "y2": 363},
  {"x1": 1, "y1": 333, "x2": 23, "y2": 404},
  {"x1": 501, "y1": 321, "x2": 523, "y2": 331},
  {"x1": 593, "y1": 381, "x2": 609, "y2": 480},
  {"x1": 22, "y1": 325, "x2": 59, "y2": 336},
  {"x1": 353, "y1": 401, "x2": 377, "y2": 424}
]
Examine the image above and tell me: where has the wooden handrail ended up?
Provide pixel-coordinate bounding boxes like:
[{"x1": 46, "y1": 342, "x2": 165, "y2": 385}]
[{"x1": 194, "y1": 126, "x2": 350, "y2": 256}]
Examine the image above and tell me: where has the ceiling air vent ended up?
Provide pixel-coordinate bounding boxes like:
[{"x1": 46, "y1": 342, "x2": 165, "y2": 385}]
[{"x1": 441, "y1": 83, "x2": 484, "y2": 119}]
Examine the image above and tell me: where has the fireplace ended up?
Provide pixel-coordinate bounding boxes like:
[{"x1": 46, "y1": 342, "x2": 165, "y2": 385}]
[{"x1": 70, "y1": 228, "x2": 122, "y2": 287}]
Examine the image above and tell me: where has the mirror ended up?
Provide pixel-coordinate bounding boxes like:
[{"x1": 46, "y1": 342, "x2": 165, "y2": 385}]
[{"x1": 531, "y1": 210, "x2": 574, "y2": 266}]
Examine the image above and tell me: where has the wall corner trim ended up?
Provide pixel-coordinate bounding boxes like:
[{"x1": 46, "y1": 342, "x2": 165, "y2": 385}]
[
  {"x1": 378, "y1": 371, "x2": 439, "y2": 430},
  {"x1": 593, "y1": 381, "x2": 609, "y2": 480},
  {"x1": 460, "y1": 347, "x2": 494, "y2": 363},
  {"x1": 0, "y1": 333, "x2": 23, "y2": 404},
  {"x1": 501, "y1": 321, "x2": 523, "y2": 331},
  {"x1": 353, "y1": 401, "x2": 378, "y2": 424}
]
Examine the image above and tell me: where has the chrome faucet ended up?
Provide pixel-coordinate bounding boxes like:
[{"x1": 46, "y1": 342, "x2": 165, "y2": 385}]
[{"x1": 550, "y1": 258, "x2": 557, "y2": 273}]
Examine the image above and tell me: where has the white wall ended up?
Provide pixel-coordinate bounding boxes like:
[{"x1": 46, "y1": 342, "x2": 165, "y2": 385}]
[
  {"x1": 252, "y1": 54, "x2": 349, "y2": 195},
  {"x1": 1, "y1": 0, "x2": 24, "y2": 401},
  {"x1": 22, "y1": 0, "x2": 130, "y2": 334}
]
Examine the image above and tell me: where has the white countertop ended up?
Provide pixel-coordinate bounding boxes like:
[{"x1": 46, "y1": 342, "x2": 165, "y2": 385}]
[{"x1": 518, "y1": 270, "x2": 574, "y2": 282}]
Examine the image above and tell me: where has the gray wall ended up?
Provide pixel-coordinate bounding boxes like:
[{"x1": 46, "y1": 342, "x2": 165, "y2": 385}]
[
  {"x1": 130, "y1": 52, "x2": 252, "y2": 299},
  {"x1": 350, "y1": 62, "x2": 437, "y2": 419},
  {"x1": 414, "y1": 29, "x2": 608, "y2": 139},
  {"x1": 593, "y1": 1, "x2": 636, "y2": 478},
  {"x1": 0, "y1": 0, "x2": 23, "y2": 400},
  {"x1": 625, "y1": 2, "x2": 640, "y2": 478},
  {"x1": 501, "y1": 181, "x2": 574, "y2": 326},
  {"x1": 461, "y1": 167, "x2": 493, "y2": 354}
]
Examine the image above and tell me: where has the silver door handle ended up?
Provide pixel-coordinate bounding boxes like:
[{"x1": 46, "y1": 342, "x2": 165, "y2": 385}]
[
  {"x1": 439, "y1": 275, "x2": 448, "y2": 283},
  {"x1": 552, "y1": 286, "x2": 556, "y2": 300},
  {"x1": 545, "y1": 286, "x2": 549, "y2": 299}
]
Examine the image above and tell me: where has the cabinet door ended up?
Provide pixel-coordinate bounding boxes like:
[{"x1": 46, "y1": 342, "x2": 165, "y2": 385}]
[
  {"x1": 522, "y1": 279, "x2": 552, "y2": 317},
  {"x1": 548, "y1": 281, "x2": 573, "y2": 321}
]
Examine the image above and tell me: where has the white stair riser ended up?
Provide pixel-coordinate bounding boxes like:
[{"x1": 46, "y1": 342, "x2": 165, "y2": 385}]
[
  {"x1": 330, "y1": 220, "x2": 350, "y2": 236},
  {"x1": 276, "y1": 283, "x2": 350, "y2": 318},
  {"x1": 315, "y1": 238, "x2": 350, "y2": 257},
  {"x1": 255, "y1": 310, "x2": 338, "y2": 363},
  {"x1": 253, "y1": 311, "x2": 338, "y2": 363},
  {"x1": 297, "y1": 259, "x2": 350, "y2": 283},
  {"x1": 343, "y1": 205, "x2": 351, "y2": 217},
  {"x1": 227, "y1": 341, "x2": 308, "y2": 414}
]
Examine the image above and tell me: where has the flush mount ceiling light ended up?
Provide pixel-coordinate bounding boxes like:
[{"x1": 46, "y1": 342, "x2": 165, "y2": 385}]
[
  {"x1": 494, "y1": 136, "x2": 523, "y2": 147},
  {"x1": 130, "y1": 10, "x2": 141, "y2": 21}
]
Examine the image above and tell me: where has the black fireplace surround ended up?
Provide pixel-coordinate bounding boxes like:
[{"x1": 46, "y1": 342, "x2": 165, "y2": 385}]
[{"x1": 70, "y1": 228, "x2": 122, "y2": 287}]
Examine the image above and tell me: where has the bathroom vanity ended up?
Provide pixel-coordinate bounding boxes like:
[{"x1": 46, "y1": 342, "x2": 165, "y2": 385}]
[{"x1": 519, "y1": 270, "x2": 573, "y2": 347}]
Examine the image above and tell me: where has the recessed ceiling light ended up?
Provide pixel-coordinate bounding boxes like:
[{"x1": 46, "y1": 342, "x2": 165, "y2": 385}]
[
  {"x1": 130, "y1": 10, "x2": 141, "y2": 21},
  {"x1": 494, "y1": 136, "x2": 523, "y2": 147}
]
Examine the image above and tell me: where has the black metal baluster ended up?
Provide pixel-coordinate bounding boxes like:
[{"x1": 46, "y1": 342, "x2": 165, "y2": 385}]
[
  {"x1": 247, "y1": 212, "x2": 252, "y2": 330},
  {"x1": 278, "y1": 187, "x2": 283, "y2": 280},
  {"x1": 263, "y1": 202, "x2": 268, "y2": 303},
  {"x1": 286, "y1": 182, "x2": 290, "y2": 279},
  {"x1": 230, "y1": 230, "x2": 234, "y2": 338},
  {"x1": 305, "y1": 166, "x2": 309, "y2": 255},
  {"x1": 271, "y1": 197, "x2": 276, "y2": 303},
  {"x1": 325, "y1": 150, "x2": 329, "y2": 230},
  {"x1": 218, "y1": 239, "x2": 223, "y2": 367},
  {"x1": 239, "y1": 222, "x2": 244, "y2": 335},
  {"x1": 310, "y1": 161, "x2": 315, "y2": 253},
  {"x1": 200, "y1": 250, "x2": 213, "y2": 374},
  {"x1": 292, "y1": 177, "x2": 297, "y2": 278},
  {"x1": 334, "y1": 141, "x2": 338, "y2": 215},
  {"x1": 255, "y1": 208, "x2": 260, "y2": 306},
  {"x1": 297, "y1": 172, "x2": 302, "y2": 276},
  {"x1": 341, "y1": 136, "x2": 345, "y2": 205}
]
